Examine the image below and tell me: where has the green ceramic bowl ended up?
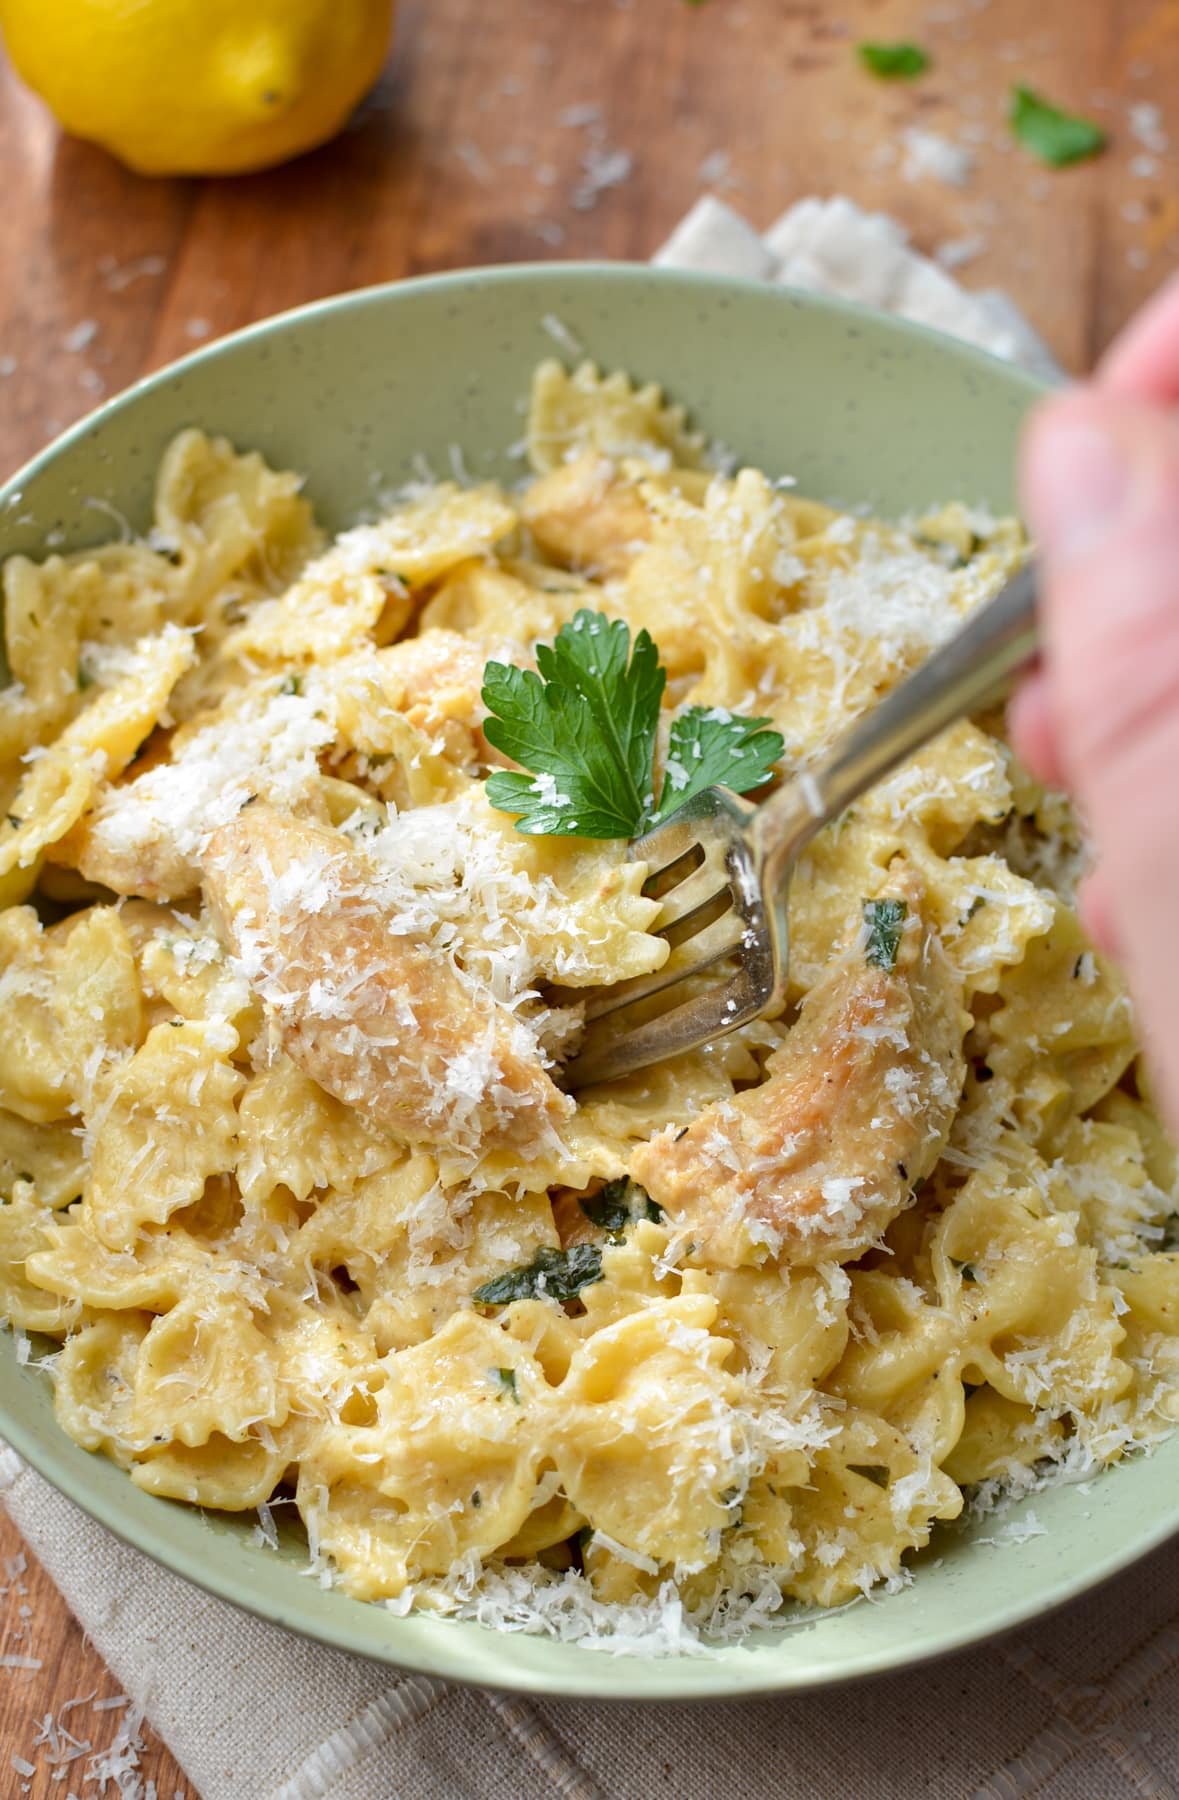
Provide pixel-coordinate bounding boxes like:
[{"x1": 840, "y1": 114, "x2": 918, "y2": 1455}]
[{"x1": 2, "y1": 265, "x2": 1176, "y2": 1699}]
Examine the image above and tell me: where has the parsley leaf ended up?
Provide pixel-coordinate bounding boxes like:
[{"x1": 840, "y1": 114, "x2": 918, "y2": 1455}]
[
  {"x1": 580, "y1": 1177, "x2": 663, "y2": 1240},
  {"x1": 1009, "y1": 85, "x2": 1106, "y2": 167},
  {"x1": 863, "y1": 898, "x2": 907, "y2": 971},
  {"x1": 473, "y1": 1243, "x2": 604, "y2": 1306},
  {"x1": 483, "y1": 611, "x2": 663, "y2": 837},
  {"x1": 482, "y1": 611, "x2": 783, "y2": 839},
  {"x1": 652, "y1": 707, "x2": 783, "y2": 824},
  {"x1": 857, "y1": 41, "x2": 929, "y2": 78}
]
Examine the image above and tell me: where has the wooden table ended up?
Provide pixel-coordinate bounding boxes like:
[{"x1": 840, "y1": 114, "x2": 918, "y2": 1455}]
[{"x1": 0, "y1": 0, "x2": 1176, "y2": 1789}]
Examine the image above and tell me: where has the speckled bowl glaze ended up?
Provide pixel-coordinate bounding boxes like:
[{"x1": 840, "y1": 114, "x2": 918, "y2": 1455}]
[{"x1": 2, "y1": 265, "x2": 1176, "y2": 1699}]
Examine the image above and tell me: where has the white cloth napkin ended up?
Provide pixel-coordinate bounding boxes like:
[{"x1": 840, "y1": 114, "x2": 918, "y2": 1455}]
[{"x1": 5, "y1": 195, "x2": 1176, "y2": 1800}]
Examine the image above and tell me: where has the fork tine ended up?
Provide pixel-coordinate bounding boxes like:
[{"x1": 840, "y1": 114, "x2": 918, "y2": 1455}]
[
  {"x1": 563, "y1": 954, "x2": 773, "y2": 1090},
  {"x1": 575, "y1": 913, "x2": 748, "y2": 1023},
  {"x1": 658, "y1": 884, "x2": 733, "y2": 949}
]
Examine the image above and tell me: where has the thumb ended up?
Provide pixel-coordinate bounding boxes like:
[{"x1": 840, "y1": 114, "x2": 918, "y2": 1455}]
[{"x1": 1019, "y1": 388, "x2": 1179, "y2": 1128}]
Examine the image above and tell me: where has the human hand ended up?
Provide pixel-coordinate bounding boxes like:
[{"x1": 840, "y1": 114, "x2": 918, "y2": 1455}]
[{"x1": 1009, "y1": 276, "x2": 1179, "y2": 1132}]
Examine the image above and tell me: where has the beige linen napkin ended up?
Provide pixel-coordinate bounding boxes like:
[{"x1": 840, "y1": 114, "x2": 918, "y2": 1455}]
[{"x1": 5, "y1": 196, "x2": 1176, "y2": 1800}]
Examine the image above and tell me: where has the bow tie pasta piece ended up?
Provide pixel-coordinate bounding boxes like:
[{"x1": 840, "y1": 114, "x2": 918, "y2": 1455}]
[
  {"x1": 828, "y1": 1269, "x2": 965, "y2": 1465},
  {"x1": 779, "y1": 1407, "x2": 963, "y2": 1607},
  {"x1": 83, "y1": 1019, "x2": 244, "y2": 1252},
  {"x1": 0, "y1": 623, "x2": 196, "y2": 908},
  {"x1": 549, "y1": 1293, "x2": 749, "y2": 1575},
  {"x1": 1095, "y1": 1086, "x2": 1178, "y2": 1197},
  {"x1": 1, "y1": 555, "x2": 89, "y2": 764},
  {"x1": 130, "y1": 1287, "x2": 287, "y2": 1449},
  {"x1": 0, "y1": 1193, "x2": 82, "y2": 1333},
  {"x1": 1108, "y1": 1254, "x2": 1179, "y2": 1433},
  {"x1": 255, "y1": 1289, "x2": 381, "y2": 1435},
  {"x1": 0, "y1": 1111, "x2": 86, "y2": 1209},
  {"x1": 153, "y1": 429, "x2": 320, "y2": 621},
  {"x1": 54, "y1": 1312, "x2": 152, "y2": 1467},
  {"x1": 202, "y1": 805, "x2": 571, "y2": 1160},
  {"x1": 526, "y1": 360, "x2": 705, "y2": 477},
  {"x1": 632, "y1": 867, "x2": 968, "y2": 1268},
  {"x1": 421, "y1": 558, "x2": 592, "y2": 646},
  {"x1": 856, "y1": 723, "x2": 1014, "y2": 855},
  {"x1": 56, "y1": 1305, "x2": 286, "y2": 1512},
  {"x1": 235, "y1": 1055, "x2": 403, "y2": 1213},
  {"x1": 931, "y1": 1155, "x2": 1133, "y2": 1435},
  {"x1": 676, "y1": 516, "x2": 1023, "y2": 757},
  {"x1": 0, "y1": 906, "x2": 141, "y2": 1124},
  {"x1": 1050, "y1": 1115, "x2": 1175, "y2": 1266},
  {"x1": 786, "y1": 724, "x2": 1051, "y2": 1002},
  {"x1": 944, "y1": 1388, "x2": 1068, "y2": 1488},
  {"x1": 679, "y1": 1263, "x2": 851, "y2": 1398},
  {"x1": 26, "y1": 1213, "x2": 221, "y2": 1314},
  {"x1": 984, "y1": 902, "x2": 1137, "y2": 1151},
  {"x1": 295, "y1": 1312, "x2": 551, "y2": 1601},
  {"x1": 615, "y1": 470, "x2": 800, "y2": 684},
  {"x1": 132, "y1": 1436, "x2": 290, "y2": 1511}
]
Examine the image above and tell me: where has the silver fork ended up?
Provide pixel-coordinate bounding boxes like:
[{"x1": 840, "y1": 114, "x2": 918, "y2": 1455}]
[{"x1": 559, "y1": 561, "x2": 1038, "y2": 1090}]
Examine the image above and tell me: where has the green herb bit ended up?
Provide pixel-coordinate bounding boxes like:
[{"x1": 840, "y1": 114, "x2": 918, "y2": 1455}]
[
  {"x1": 473, "y1": 1243, "x2": 603, "y2": 1307},
  {"x1": 488, "y1": 1366, "x2": 520, "y2": 1402},
  {"x1": 857, "y1": 41, "x2": 929, "y2": 78},
  {"x1": 1009, "y1": 85, "x2": 1106, "y2": 167},
  {"x1": 77, "y1": 662, "x2": 95, "y2": 691},
  {"x1": 847, "y1": 1464, "x2": 891, "y2": 1488},
  {"x1": 278, "y1": 673, "x2": 304, "y2": 696},
  {"x1": 652, "y1": 706, "x2": 783, "y2": 826},
  {"x1": 580, "y1": 1177, "x2": 663, "y2": 1241},
  {"x1": 863, "y1": 898, "x2": 907, "y2": 971},
  {"x1": 482, "y1": 610, "x2": 782, "y2": 840}
]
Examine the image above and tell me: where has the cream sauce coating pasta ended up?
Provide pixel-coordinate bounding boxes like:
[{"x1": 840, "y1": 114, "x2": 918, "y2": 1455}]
[{"x1": 2, "y1": 360, "x2": 1177, "y2": 1648}]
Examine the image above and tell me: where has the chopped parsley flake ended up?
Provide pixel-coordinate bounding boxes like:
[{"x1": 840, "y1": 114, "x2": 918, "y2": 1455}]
[
  {"x1": 473, "y1": 1243, "x2": 603, "y2": 1306},
  {"x1": 857, "y1": 41, "x2": 929, "y2": 78},
  {"x1": 863, "y1": 898, "x2": 907, "y2": 971},
  {"x1": 488, "y1": 1366, "x2": 520, "y2": 1402},
  {"x1": 580, "y1": 1177, "x2": 663, "y2": 1241},
  {"x1": 1009, "y1": 85, "x2": 1106, "y2": 167}
]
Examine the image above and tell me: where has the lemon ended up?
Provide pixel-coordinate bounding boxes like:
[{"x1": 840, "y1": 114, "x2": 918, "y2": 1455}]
[{"x1": 0, "y1": 0, "x2": 395, "y2": 176}]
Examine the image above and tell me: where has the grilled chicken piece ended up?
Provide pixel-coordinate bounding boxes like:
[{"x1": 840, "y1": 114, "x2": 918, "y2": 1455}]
[
  {"x1": 521, "y1": 452, "x2": 653, "y2": 578},
  {"x1": 339, "y1": 631, "x2": 505, "y2": 771},
  {"x1": 202, "y1": 806, "x2": 571, "y2": 1158},
  {"x1": 631, "y1": 869, "x2": 968, "y2": 1268}
]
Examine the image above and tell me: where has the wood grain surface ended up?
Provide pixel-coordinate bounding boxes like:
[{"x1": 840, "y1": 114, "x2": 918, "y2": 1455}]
[{"x1": 0, "y1": 0, "x2": 1176, "y2": 1792}]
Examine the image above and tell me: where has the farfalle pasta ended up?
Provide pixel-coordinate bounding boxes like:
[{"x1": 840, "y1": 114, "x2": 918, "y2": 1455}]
[{"x1": 1, "y1": 361, "x2": 1177, "y2": 1649}]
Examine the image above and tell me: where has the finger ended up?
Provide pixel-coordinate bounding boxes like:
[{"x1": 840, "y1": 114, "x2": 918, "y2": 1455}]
[
  {"x1": 1007, "y1": 665, "x2": 1067, "y2": 789},
  {"x1": 1019, "y1": 388, "x2": 1179, "y2": 780},
  {"x1": 1098, "y1": 271, "x2": 1179, "y2": 402},
  {"x1": 1020, "y1": 386, "x2": 1179, "y2": 1131}
]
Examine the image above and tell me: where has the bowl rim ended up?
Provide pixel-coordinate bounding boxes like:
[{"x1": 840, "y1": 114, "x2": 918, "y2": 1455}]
[
  {"x1": 1, "y1": 259, "x2": 1053, "y2": 503},
  {"x1": 9, "y1": 262, "x2": 1173, "y2": 1703}
]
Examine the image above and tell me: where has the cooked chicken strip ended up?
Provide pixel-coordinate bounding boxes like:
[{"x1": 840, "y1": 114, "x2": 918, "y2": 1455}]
[
  {"x1": 631, "y1": 868, "x2": 968, "y2": 1268},
  {"x1": 202, "y1": 806, "x2": 571, "y2": 1158}
]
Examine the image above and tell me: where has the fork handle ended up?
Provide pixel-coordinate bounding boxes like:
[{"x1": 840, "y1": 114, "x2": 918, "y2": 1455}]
[{"x1": 754, "y1": 560, "x2": 1039, "y2": 877}]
